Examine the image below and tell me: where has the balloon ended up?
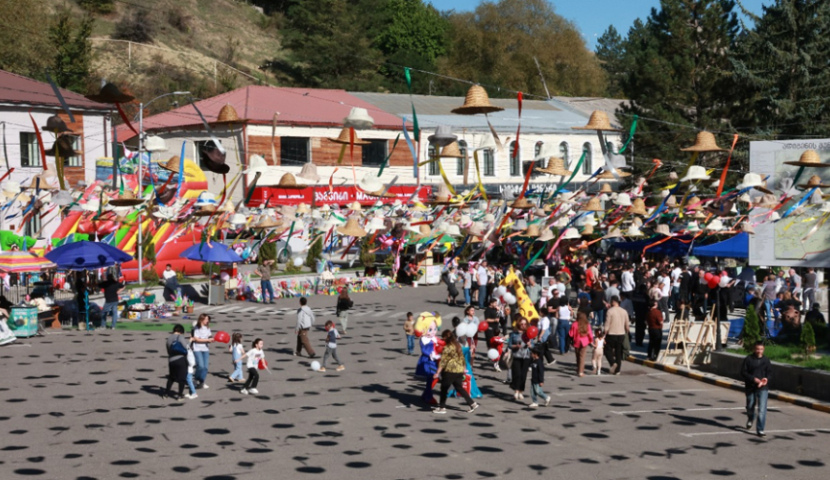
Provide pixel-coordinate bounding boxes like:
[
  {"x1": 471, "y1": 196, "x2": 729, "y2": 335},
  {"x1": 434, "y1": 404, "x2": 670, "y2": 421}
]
[
  {"x1": 503, "y1": 293, "x2": 517, "y2": 304},
  {"x1": 258, "y1": 358, "x2": 268, "y2": 370},
  {"x1": 526, "y1": 325, "x2": 539, "y2": 339},
  {"x1": 704, "y1": 272, "x2": 713, "y2": 282},
  {"x1": 455, "y1": 324, "x2": 467, "y2": 337},
  {"x1": 413, "y1": 329, "x2": 423, "y2": 338},
  {"x1": 214, "y1": 331, "x2": 230, "y2": 344},
  {"x1": 434, "y1": 343, "x2": 444, "y2": 354},
  {"x1": 311, "y1": 361, "x2": 321, "y2": 371},
  {"x1": 708, "y1": 279, "x2": 718, "y2": 289},
  {"x1": 487, "y1": 349, "x2": 500, "y2": 360},
  {"x1": 293, "y1": 257, "x2": 304, "y2": 267},
  {"x1": 494, "y1": 286, "x2": 507, "y2": 298},
  {"x1": 477, "y1": 321, "x2": 489, "y2": 333},
  {"x1": 521, "y1": 332, "x2": 530, "y2": 343}
]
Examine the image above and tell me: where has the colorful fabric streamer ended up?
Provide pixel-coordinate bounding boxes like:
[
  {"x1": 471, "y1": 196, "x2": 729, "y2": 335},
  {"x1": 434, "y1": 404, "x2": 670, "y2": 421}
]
[
  {"x1": 716, "y1": 134, "x2": 739, "y2": 198},
  {"x1": 404, "y1": 68, "x2": 420, "y2": 142},
  {"x1": 45, "y1": 71, "x2": 75, "y2": 123},
  {"x1": 176, "y1": 142, "x2": 186, "y2": 198},
  {"x1": 617, "y1": 115, "x2": 637, "y2": 154},
  {"x1": 778, "y1": 187, "x2": 817, "y2": 221},
  {"x1": 402, "y1": 117, "x2": 418, "y2": 178}
]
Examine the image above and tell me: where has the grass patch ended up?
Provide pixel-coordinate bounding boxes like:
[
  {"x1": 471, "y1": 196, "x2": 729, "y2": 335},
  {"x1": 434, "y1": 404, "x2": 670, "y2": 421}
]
[
  {"x1": 741, "y1": 322, "x2": 830, "y2": 371},
  {"x1": 115, "y1": 322, "x2": 178, "y2": 332}
]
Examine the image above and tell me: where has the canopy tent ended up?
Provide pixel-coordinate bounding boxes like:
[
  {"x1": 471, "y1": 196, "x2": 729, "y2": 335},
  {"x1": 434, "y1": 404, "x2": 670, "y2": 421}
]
[
  {"x1": 0, "y1": 251, "x2": 56, "y2": 273},
  {"x1": 610, "y1": 236, "x2": 696, "y2": 258},
  {"x1": 692, "y1": 233, "x2": 749, "y2": 259}
]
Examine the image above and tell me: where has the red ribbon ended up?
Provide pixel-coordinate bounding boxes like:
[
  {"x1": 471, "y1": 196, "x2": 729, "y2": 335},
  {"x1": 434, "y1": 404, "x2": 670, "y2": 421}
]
[
  {"x1": 28, "y1": 112, "x2": 47, "y2": 171},
  {"x1": 0, "y1": 167, "x2": 14, "y2": 183},
  {"x1": 717, "y1": 134, "x2": 739, "y2": 198},
  {"x1": 116, "y1": 103, "x2": 139, "y2": 136}
]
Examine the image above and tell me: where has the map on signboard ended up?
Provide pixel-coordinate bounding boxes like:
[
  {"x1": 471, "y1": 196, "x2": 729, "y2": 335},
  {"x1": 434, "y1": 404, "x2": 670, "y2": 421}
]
[{"x1": 772, "y1": 149, "x2": 830, "y2": 260}]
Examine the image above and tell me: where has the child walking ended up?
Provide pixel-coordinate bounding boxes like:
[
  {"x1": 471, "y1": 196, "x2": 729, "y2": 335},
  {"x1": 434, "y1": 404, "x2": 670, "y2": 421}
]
[
  {"x1": 240, "y1": 338, "x2": 265, "y2": 395},
  {"x1": 592, "y1": 329, "x2": 606, "y2": 375},
  {"x1": 403, "y1": 312, "x2": 415, "y2": 355},
  {"x1": 228, "y1": 333, "x2": 245, "y2": 383},
  {"x1": 488, "y1": 326, "x2": 505, "y2": 372},
  {"x1": 185, "y1": 341, "x2": 198, "y2": 400},
  {"x1": 320, "y1": 320, "x2": 345, "y2": 372},
  {"x1": 529, "y1": 348, "x2": 551, "y2": 407}
]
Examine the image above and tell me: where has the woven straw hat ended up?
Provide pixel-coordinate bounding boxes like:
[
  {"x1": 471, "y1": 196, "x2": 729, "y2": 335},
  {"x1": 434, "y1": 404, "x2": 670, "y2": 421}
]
[
  {"x1": 451, "y1": 85, "x2": 505, "y2": 115},
  {"x1": 337, "y1": 217, "x2": 367, "y2": 237},
  {"x1": 27, "y1": 173, "x2": 55, "y2": 190},
  {"x1": 663, "y1": 195, "x2": 677, "y2": 208},
  {"x1": 629, "y1": 198, "x2": 647, "y2": 216},
  {"x1": 296, "y1": 203, "x2": 311, "y2": 215},
  {"x1": 439, "y1": 141, "x2": 464, "y2": 158},
  {"x1": 510, "y1": 197, "x2": 535, "y2": 210},
  {"x1": 431, "y1": 183, "x2": 461, "y2": 205},
  {"x1": 572, "y1": 110, "x2": 619, "y2": 131},
  {"x1": 581, "y1": 196, "x2": 604, "y2": 212},
  {"x1": 213, "y1": 104, "x2": 243, "y2": 124},
  {"x1": 330, "y1": 127, "x2": 370, "y2": 145},
  {"x1": 536, "y1": 157, "x2": 571, "y2": 176},
  {"x1": 687, "y1": 195, "x2": 703, "y2": 210},
  {"x1": 680, "y1": 132, "x2": 724, "y2": 152},
  {"x1": 109, "y1": 190, "x2": 145, "y2": 207},
  {"x1": 161, "y1": 156, "x2": 182, "y2": 173},
  {"x1": 597, "y1": 169, "x2": 632, "y2": 179},
  {"x1": 276, "y1": 173, "x2": 307, "y2": 190},
  {"x1": 522, "y1": 224, "x2": 541, "y2": 237},
  {"x1": 253, "y1": 217, "x2": 283, "y2": 230},
  {"x1": 297, "y1": 163, "x2": 320, "y2": 182},
  {"x1": 798, "y1": 174, "x2": 830, "y2": 189},
  {"x1": 755, "y1": 193, "x2": 779, "y2": 209},
  {"x1": 690, "y1": 210, "x2": 708, "y2": 220},
  {"x1": 784, "y1": 149, "x2": 830, "y2": 168},
  {"x1": 85, "y1": 83, "x2": 134, "y2": 104},
  {"x1": 603, "y1": 226, "x2": 624, "y2": 239},
  {"x1": 600, "y1": 183, "x2": 613, "y2": 194},
  {"x1": 654, "y1": 224, "x2": 671, "y2": 236},
  {"x1": 581, "y1": 224, "x2": 595, "y2": 236},
  {"x1": 42, "y1": 115, "x2": 72, "y2": 134}
]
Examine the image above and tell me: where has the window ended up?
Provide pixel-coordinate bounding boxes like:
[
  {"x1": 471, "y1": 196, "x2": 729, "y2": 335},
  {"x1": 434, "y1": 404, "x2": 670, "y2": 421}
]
[
  {"x1": 427, "y1": 142, "x2": 439, "y2": 176},
  {"x1": 24, "y1": 213, "x2": 41, "y2": 238},
  {"x1": 534, "y1": 141, "x2": 545, "y2": 169},
  {"x1": 65, "y1": 136, "x2": 82, "y2": 167},
  {"x1": 196, "y1": 140, "x2": 222, "y2": 171},
  {"x1": 280, "y1": 137, "x2": 309, "y2": 166},
  {"x1": 559, "y1": 141, "x2": 569, "y2": 167},
  {"x1": 20, "y1": 133, "x2": 42, "y2": 167},
  {"x1": 582, "y1": 142, "x2": 592, "y2": 175},
  {"x1": 483, "y1": 148, "x2": 495, "y2": 177},
  {"x1": 362, "y1": 140, "x2": 387, "y2": 167},
  {"x1": 509, "y1": 141, "x2": 520, "y2": 176},
  {"x1": 457, "y1": 140, "x2": 467, "y2": 176}
]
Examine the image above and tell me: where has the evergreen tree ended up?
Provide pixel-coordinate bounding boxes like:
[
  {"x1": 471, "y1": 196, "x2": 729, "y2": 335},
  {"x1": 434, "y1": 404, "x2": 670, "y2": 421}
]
[
  {"x1": 615, "y1": 0, "x2": 739, "y2": 166},
  {"x1": 742, "y1": 304, "x2": 762, "y2": 349},
  {"x1": 49, "y1": 9, "x2": 94, "y2": 92},
  {"x1": 801, "y1": 322, "x2": 816, "y2": 352},
  {"x1": 305, "y1": 236, "x2": 323, "y2": 269},
  {"x1": 596, "y1": 26, "x2": 626, "y2": 98},
  {"x1": 729, "y1": 0, "x2": 830, "y2": 138}
]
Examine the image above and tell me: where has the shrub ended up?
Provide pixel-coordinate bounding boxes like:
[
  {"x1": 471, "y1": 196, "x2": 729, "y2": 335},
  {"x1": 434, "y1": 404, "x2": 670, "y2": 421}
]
[
  {"x1": 742, "y1": 304, "x2": 762, "y2": 348},
  {"x1": 113, "y1": 8, "x2": 156, "y2": 44},
  {"x1": 142, "y1": 267, "x2": 159, "y2": 284},
  {"x1": 305, "y1": 236, "x2": 322, "y2": 269},
  {"x1": 165, "y1": 5, "x2": 191, "y2": 33},
  {"x1": 77, "y1": 0, "x2": 114, "y2": 14},
  {"x1": 201, "y1": 262, "x2": 215, "y2": 276},
  {"x1": 258, "y1": 242, "x2": 276, "y2": 265},
  {"x1": 285, "y1": 262, "x2": 303, "y2": 274},
  {"x1": 359, "y1": 238, "x2": 375, "y2": 268},
  {"x1": 801, "y1": 322, "x2": 816, "y2": 352}
]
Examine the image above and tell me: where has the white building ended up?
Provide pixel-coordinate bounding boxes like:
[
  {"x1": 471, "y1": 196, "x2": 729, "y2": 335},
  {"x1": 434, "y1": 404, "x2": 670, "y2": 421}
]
[{"x1": 0, "y1": 70, "x2": 111, "y2": 242}]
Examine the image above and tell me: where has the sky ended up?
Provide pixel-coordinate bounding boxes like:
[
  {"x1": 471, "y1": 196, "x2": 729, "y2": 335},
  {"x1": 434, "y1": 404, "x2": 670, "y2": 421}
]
[{"x1": 428, "y1": 0, "x2": 769, "y2": 49}]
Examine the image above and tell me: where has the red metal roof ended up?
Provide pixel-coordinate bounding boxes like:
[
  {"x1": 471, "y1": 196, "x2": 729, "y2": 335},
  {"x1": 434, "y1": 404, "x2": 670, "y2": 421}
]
[
  {"x1": 116, "y1": 85, "x2": 405, "y2": 140},
  {"x1": 0, "y1": 70, "x2": 110, "y2": 111}
]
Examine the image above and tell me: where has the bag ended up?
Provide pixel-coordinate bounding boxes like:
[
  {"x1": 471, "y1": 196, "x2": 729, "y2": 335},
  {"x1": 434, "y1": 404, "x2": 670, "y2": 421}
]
[
  {"x1": 170, "y1": 337, "x2": 188, "y2": 356},
  {"x1": 502, "y1": 347, "x2": 513, "y2": 368}
]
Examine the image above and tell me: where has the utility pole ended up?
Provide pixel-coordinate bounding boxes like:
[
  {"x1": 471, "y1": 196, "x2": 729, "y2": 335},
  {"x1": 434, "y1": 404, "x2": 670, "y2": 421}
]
[{"x1": 534, "y1": 57, "x2": 552, "y2": 99}]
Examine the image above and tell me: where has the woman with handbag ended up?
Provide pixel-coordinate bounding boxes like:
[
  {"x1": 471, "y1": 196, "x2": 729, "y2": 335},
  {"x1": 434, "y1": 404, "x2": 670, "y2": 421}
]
[
  {"x1": 336, "y1": 289, "x2": 354, "y2": 334},
  {"x1": 164, "y1": 324, "x2": 189, "y2": 400},
  {"x1": 509, "y1": 318, "x2": 532, "y2": 401}
]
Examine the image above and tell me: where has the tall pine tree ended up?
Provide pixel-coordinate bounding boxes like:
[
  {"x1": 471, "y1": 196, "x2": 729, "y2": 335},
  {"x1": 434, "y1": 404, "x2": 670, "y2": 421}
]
[
  {"x1": 613, "y1": 0, "x2": 739, "y2": 167},
  {"x1": 596, "y1": 26, "x2": 626, "y2": 98},
  {"x1": 729, "y1": 0, "x2": 830, "y2": 138}
]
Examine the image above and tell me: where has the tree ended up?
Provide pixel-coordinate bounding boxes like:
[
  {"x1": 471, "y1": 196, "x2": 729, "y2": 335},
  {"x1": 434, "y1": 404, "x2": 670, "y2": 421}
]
[
  {"x1": 596, "y1": 26, "x2": 626, "y2": 98},
  {"x1": 439, "y1": 0, "x2": 607, "y2": 97},
  {"x1": 359, "y1": 238, "x2": 375, "y2": 269},
  {"x1": 305, "y1": 236, "x2": 322, "y2": 269},
  {"x1": 258, "y1": 241, "x2": 277, "y2": 266},
  {"x1": 614, "y1": 0, "x2": 740, "y2": 165},
  {"x1": 742, "y1": 304, "x2": 762, "y2": 349},
  {"x1": 77, "y1": 0, "x2": 114, "y2": 14},
  {"x1": 801, "y1": 322, "x2": 816, "y2": 353},
  {"x1": 729, "y1": 0, "x2": 830, "y2": 139},
  {"x1": 49, "y1": 8, "x2": 94, "y2": 92},
  {"x1": 0, "y1": 0, "x2": 52, "y2": 79}
]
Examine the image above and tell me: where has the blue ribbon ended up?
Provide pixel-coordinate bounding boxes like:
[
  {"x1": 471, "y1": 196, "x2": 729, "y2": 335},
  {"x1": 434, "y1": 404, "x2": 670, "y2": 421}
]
[
  {"x1": 778, "y1": 187, "x2": 817, "y2": 221},
  {"x1": 402, "y1": 117, "x2": 418, "y2": 179},
  {"x1": 176, "y1": 142, "x2": 186, "y2": 198}
]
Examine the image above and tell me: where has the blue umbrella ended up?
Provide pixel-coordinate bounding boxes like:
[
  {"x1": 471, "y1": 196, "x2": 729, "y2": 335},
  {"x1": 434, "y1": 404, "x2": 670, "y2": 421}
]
[
  {"x1": 46, "y1": 241, "x2": 133, "y2": 270},
  {"x1": 181, "y1": 243, "x2": 242, "y2": 263}
]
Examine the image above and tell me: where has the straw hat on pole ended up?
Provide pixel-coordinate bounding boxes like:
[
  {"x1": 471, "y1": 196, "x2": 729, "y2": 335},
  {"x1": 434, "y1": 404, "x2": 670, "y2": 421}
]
[
  {"x1": 784, "y1": 150, "x2": 830, "y2": 168},
  {"x1": 680, "y1": 132, "x2": 724, "y2": 152},
  {"x1": 536, "y1": 157, "x2": 571, "y2": 176},
  {"x1": 572, "y1": 111, "x2": 619, "y2": 131},
  {"x1": 451, "y1": 85, "x2": 505, "y2": 115},
  {"x1": 337, "y1": 217, "x2": 368, "y2": 237},
  {"x1": 329, "y1": 127, "x2": 370, "y2": 145}
]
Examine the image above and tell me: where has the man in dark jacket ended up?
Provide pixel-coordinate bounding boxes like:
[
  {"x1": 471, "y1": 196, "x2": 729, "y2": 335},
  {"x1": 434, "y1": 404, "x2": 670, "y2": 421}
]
[
  {"x1": 645, "y1": 300, "x2": 664, "y2": 361},
  {"x1": 741, "y1": 341, "x2": 772, "y2": 437}
]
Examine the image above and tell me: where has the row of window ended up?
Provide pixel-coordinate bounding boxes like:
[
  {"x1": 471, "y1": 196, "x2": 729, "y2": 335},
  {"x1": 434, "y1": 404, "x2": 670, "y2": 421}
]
[{"x1": 19, "y1": 133, "x2": 82, "y2": 168}]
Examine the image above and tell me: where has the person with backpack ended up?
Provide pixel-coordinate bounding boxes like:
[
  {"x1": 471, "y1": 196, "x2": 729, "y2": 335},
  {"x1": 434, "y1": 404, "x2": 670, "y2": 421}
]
[{"x1": 163, "y1": 324, "x2": 189, "y2": 400}]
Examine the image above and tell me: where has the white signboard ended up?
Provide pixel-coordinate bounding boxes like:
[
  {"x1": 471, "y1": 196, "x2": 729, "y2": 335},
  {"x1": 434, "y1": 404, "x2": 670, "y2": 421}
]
[{"x1": 749, "y1": 139, "x2": 830, "y2": 267}]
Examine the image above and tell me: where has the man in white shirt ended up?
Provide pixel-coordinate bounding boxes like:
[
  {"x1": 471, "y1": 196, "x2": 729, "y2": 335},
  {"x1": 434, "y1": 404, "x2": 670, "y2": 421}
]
[
  {"x1": 621, "y1": 265, "x2": 635, "y2": 293},
  {"x1": 162, "y1": 264, "x2": 177, "y2": 280},
  {"x1": 477, "y1": 261, "x2": 489, "y2": 308},
  {"x1": 659, "y1": 271, "x2": 671, "y2": 320},
  {"x1": 670, "y1": 265, "x2": 682, "y2": 311}
]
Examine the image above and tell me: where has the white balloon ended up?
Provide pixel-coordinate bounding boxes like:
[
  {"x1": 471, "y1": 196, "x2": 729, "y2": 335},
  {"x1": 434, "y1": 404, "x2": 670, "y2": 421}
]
[
  {"x1": 487, "y1": 349, "x2": 500, "y2": 360},
  {"x1": 455, "y1": 324, "x2": 467, "y2": 337},
  {"x1": 311, "y1": 361, "x2": 321, "y2": 371},
  {"x1": 293, "y1": 257, "x2": 304, "y2": 267},
  {"x1": 465, "y1": 323, "x2": 478, "y2": 338},
  {"x1": 497, "y1": 286, "x2": 508, "y2": 296},
  {"x1": 503, "y1": 293, "x2": 517, "y2": 304}
]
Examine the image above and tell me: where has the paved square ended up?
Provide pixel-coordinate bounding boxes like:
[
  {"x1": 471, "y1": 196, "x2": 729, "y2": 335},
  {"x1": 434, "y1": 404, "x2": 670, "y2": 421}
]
[{"x1": 1, "y1": 286, "x2": 828, "y2": 479}]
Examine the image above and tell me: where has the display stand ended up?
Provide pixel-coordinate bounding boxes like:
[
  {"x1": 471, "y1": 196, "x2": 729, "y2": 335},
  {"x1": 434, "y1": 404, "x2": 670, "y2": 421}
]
[
  {"x1": 687, "y1": 308, "x2": 717, "y2": 365},
  {"x1": 659, "y1": 306, "x2": 690, "y2": 366}
]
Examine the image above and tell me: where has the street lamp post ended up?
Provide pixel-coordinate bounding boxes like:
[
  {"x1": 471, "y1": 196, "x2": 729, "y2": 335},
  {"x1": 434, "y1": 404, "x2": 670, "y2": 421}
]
[{"x1": 136, "y1": 91, "x2": 190, "y2": 284}]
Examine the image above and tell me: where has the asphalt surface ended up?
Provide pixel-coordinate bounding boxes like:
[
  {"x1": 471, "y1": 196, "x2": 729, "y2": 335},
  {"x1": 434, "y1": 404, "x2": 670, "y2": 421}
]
[{"x1": 1, "y1": 285, "x2": 829, "y2": 480}]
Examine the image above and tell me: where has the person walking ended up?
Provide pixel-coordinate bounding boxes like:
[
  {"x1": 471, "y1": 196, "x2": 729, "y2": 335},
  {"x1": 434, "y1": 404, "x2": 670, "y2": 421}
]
[
  {"x1": 99, "y1": 273, "x2": 124, "y2": 329},
  {"x1": 477, "y1": 261, "x2": 489, "y2": 309},
  {"x1": 528, "y1": 348, "x2": 551, "y2": 407},
  {"x1": 604, "y1": 296, "x2": 630, "y2": 375},
  {"x1": 335, "y1": 288, "x2": 353, "y2": 334},
  {"x1": 569, "y1": 312, "x2": 594, "y2": 377},
  {"x1": 803, "y1": 267, "x2": 818, "y2": 312},
  {"x1": 556, "y1": 299, "x2": 574, "y2": 355},
  {"x1": 191, "y1": 314, "x2": 214, "y2": 389},
  {"x1": 163, "y1": 324, "x2": 189, "y2": 400},
  {"x1": 646, "y1": 300, "x2": 664, "y2": 361},
  {"x1": 509, "y1": 318, "x2": 532, "y2": 401},
  {"x1": 320, "y1": 320, "x2": 345, "y2": 372},
  {"x1": 525, "y1": 276, "x2": 542, "y2": 311},
  {"x1": 741, "y1": 341, "x2": 772, "y2": 437},
  {"x1": 257, "y1": 260, "x2": 276, "y2": 304},
  {"x1": 590, "y1": 283, "x2": 607, "y2": 328},
  {"x1": 462, "y1": 266, "x2": 473, "y2": 307},
  {"x1": 239, "y1": 338, "x2": 265, "y2": 395},
  {"x1": 444, "y1": 267, "x2": 460, "y2": 306},
  {"x1": 433, "y1": 330, "x2": 480, "y2": 414},
  {"x1": 295, "y1": 297, "x2": 316, "y2": 358}
]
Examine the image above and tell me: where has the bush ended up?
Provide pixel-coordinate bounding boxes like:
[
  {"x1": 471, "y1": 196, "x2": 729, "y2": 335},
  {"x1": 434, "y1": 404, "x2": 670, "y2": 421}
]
[
  {"x1": 113, "y1": 8, "x2": 156, "y2": 44},
  {"x1": 258, "y1": 242, "x2": 276, "y2": 265},
  {"x1": 142, "y1": 240, "x2": 156, "y2": 266},
  {"x1": 801, "y1": 322, "x2": 817, "y2": 352},
  {"x1": 359, "y1": 238, "x2": 375, "y2": 268},
  {"x1": 305, "y1": 236, "x2": 322, "y2": 269},
  {"x1": 142, "y1": 267, "x2": 159, "y2": 284},
  {"x1": 201, "y1": 262, "x2": 215, "y2": 276},
  {"x1": 166, "y1": 5, "x2": 191, "y2": 33},
  {"x1": 742, "y1": 304, "x2": 762, "y2": 348},
  {"x1": 77, "y1": 0, "x2": 114, "y2": 14},
  {"x1": 285, "y1": 262, "x2": 302, "y2": 274}
]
